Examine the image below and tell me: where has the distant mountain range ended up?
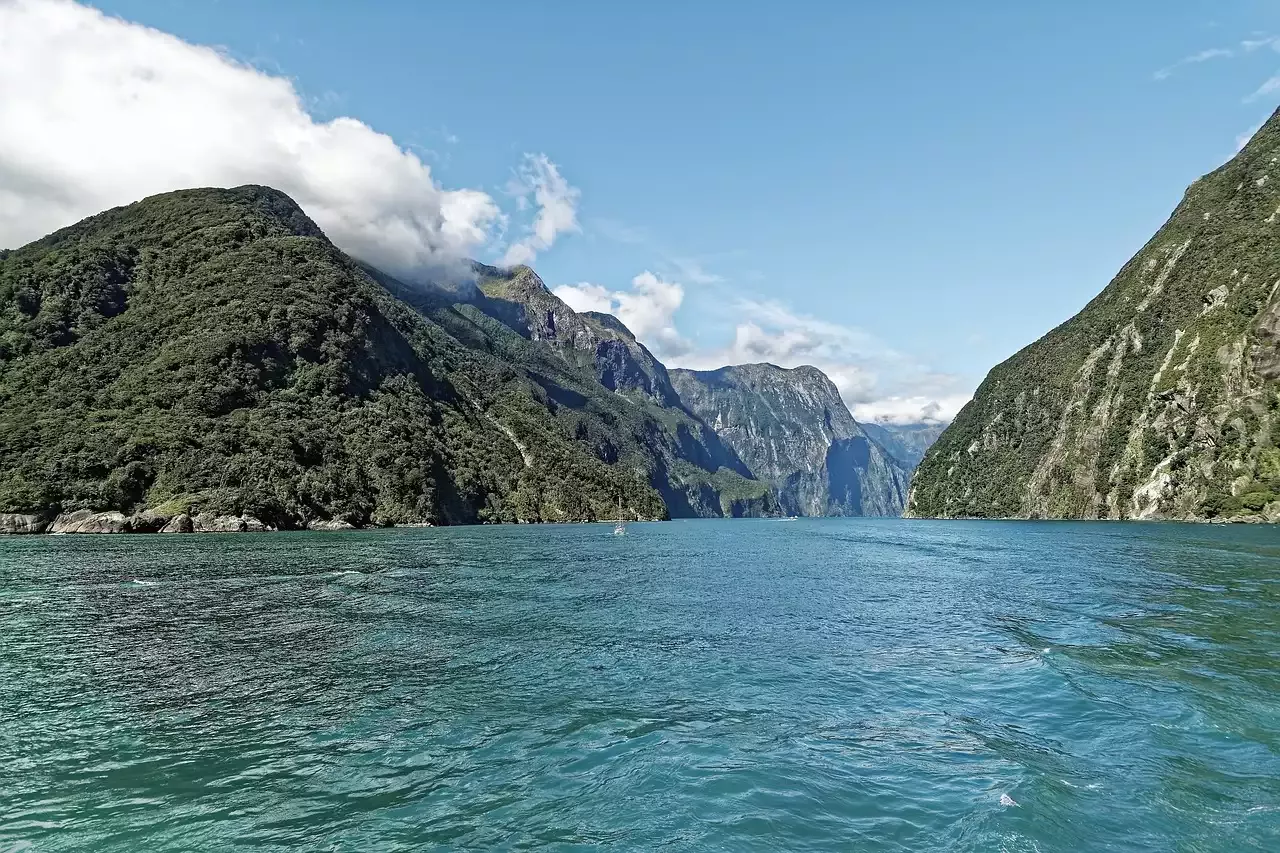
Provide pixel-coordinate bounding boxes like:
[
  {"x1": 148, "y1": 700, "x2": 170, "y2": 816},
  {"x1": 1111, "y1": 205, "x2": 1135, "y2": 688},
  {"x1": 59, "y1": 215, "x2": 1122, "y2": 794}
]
[
  {"x1": 909, "y1": 106, "x2": 1280, "y2": 523},
  {"x1": 670, "y1": 364, "x2": 910, "y2": 516},
  {"x1": 0, "y1": 185, "x2": 940, "y2": 532}
]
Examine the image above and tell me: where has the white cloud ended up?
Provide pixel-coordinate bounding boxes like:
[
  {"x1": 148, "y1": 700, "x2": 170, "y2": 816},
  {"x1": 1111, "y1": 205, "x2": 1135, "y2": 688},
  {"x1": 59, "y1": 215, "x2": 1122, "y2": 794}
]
[
  {"x1": 0, "y1": 0, "x2": 502, "y2": 280},
  {"x1": 850, "y1": 395, "x2": 970, "y2": 426},
  {"x1": 669, "y1": 257, "x2": 724, "y2": 284},
  {"x1": 1154, "y1": 35, "x2": 1280, "y2": 81},
  {"x1": 499, "y1": 154, "x2": 580, "y2": 267},
  {"x1": 554, "y1": 271, "x2": 691, "y2": 356},
  {"x1": 1153, "y1": 47, "x2": 1234, "y2": 80},
  {"x1": 554, "y1": 282, "x2": 615, "y2": 315},
  {"x1": 1242, "y1": 36, "x2": 1280, "y2": 53},
  {"x1": 1237, "y1": 121, "x2": 1265, "y2": 151},
  {"x1": 558, "y1": 275, "x2": 972, "y2": 423},
  {"x1": 1246, "y1": 73, "x2": 1280, "y2": 102}
]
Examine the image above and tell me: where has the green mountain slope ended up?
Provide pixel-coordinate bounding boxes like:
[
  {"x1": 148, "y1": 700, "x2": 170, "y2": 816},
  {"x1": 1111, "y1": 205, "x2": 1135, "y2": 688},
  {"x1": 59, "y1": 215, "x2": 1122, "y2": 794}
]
[
  {"x1": 909, "y1": 107, "x2": 1280, "y2": 522},
  {"x1": 669, "y1": 364, "x2": 910, "y2": 516},
  {"x1": 0, "y1": 186, "x2": 678, "y2": 528},
  {"x1": 0, "y1": 185, "x2": 780, "y2": 529},
  {"x1": 370, "y1": 262, "x2": 777, "y2": 519}
]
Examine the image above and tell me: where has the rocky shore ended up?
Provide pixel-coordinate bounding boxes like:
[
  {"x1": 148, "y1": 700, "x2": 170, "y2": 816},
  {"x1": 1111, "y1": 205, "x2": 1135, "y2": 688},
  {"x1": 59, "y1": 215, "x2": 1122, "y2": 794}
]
[{"x1": 0, "y1": 510, "x2": 367, "y2": 535}]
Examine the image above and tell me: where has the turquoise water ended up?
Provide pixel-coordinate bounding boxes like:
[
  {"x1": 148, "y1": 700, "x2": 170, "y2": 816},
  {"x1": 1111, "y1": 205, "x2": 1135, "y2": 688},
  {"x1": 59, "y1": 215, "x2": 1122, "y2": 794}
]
[{"x1": 1, "y1": 519, "x2": 1278, "y2": 851}]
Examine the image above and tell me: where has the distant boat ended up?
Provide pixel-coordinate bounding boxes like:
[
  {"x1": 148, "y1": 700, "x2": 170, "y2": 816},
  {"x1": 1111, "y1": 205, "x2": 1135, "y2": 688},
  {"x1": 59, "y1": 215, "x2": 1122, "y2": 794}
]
[
  {"x1": 780, "y1": 516, "x2": 799, "y2": 522},
  {"x1": 613, "y1": 497, "x2": 627, "y2": 536}
]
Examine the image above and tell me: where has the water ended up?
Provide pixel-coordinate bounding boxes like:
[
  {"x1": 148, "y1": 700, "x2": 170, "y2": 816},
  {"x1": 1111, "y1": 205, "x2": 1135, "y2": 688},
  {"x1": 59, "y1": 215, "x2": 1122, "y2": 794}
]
[{"x1": 1, "y1": 519, "x2": 1278, "y2": 851}]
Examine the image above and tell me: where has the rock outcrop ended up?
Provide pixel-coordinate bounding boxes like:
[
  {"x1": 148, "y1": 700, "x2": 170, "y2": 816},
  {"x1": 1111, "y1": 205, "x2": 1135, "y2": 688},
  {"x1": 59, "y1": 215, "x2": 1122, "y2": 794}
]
[
  {"x1": 0, "y1": 513, "x2": 48, "y2": 534},
  {"x1": 159, "y1": 513, "x2": 194, "y2": 533},
  {"x1": 308, "y1": 518, "x2": 356, "y2": 531},
  {"x1": 472, "y1": 264, "x2": 682, "y2": 406},
  {"x1": 192, "y1": 513, "x2": 271, "y2": 533},
  {"x1": 49, "y1": 510, "x2": 130, "y2": 534}
]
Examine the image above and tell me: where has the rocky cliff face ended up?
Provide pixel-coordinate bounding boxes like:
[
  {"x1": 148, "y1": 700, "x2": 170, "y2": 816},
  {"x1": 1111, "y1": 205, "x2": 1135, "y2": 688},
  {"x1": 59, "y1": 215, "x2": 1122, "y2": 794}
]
[
  {"x1": 468, "y1": 264, "x2": 680, "y2": 406},
  {"x1": 909, "y1": 107, "x2": 1280, "y2": 522},
  {"x1": 670, "y1": 364, "x2": 910, "y2": 516},
  {"x1": 860, "y1": 422, "x2": 946, "y2": 470}
]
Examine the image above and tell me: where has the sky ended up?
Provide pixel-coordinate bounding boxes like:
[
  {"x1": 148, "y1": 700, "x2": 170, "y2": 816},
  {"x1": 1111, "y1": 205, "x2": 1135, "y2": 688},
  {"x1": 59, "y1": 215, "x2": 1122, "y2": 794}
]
[{"x1": 3, "y1": 0, "x2": 1280, "y2": 423}]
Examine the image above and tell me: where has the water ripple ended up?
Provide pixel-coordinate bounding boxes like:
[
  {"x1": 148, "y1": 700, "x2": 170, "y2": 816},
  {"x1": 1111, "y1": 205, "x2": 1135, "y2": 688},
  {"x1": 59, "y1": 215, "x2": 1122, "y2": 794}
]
[{"x1": 1, "y1": 519, "x2": 1278, "y2": 850}]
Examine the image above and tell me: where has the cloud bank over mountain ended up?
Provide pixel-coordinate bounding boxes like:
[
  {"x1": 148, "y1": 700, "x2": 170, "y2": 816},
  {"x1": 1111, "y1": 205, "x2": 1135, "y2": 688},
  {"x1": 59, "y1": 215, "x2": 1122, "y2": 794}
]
[
  {"x1": 558, "y1": 275, "x2": 970, "y2": 424},
  {"x1": 0, "y1": 0, "x2": 967, "y2": 423},
  {"x1": 0, "y1": 0, "x2": 509, "y2": 280}
]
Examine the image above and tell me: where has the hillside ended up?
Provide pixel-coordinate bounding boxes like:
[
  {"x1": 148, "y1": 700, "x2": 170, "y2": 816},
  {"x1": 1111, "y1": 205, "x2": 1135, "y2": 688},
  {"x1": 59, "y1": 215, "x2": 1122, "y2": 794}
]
[
  {"x1": 909, "y1": 107, "x2": 1280, "y2": 522},
  {"x1": 669, "y1": 364, "x2": 910, "y2": 516},
  {"x1": 0, "y1": 186, "x2": 767, "y2": 529},
  {"x1": 371, "y1": 262, "x2": 776, "y2": 519}
]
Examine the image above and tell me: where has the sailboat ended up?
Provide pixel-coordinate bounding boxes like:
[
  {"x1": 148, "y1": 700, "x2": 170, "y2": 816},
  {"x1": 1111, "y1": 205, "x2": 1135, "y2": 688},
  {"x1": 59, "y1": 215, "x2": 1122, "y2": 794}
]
[{"x1": 612, "y1": 496, "x2": 627, "y2": 536}]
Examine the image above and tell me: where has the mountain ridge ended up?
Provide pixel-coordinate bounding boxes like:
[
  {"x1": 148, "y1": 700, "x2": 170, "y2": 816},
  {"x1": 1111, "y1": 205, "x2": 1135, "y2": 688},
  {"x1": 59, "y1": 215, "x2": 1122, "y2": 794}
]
[
  {"x1": 0, "y1": 185, "x2": 684, "y2": 528},
  {"x1": 0, "y1": 184, "x2": 940, "y2": 531},
  {"x1": 0, "y1": 185, "x2": 786, "y2": 530}
]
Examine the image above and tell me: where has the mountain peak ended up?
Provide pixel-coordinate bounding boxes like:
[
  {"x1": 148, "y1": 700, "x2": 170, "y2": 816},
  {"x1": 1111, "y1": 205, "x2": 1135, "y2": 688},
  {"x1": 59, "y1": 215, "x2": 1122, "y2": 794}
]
[
  {"x1": 581, "y1": 311, "x2": 636, "y2": 340},
  {"x1": 20, "y1": 185, "x2": 325, "y2": 255}
]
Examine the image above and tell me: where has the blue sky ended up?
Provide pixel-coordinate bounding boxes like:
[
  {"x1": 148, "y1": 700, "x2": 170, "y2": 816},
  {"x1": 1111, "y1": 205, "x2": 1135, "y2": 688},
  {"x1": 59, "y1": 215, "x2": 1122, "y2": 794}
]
[{"x1": 9, "y1": 0, "x2": 1280, "y2": 421}]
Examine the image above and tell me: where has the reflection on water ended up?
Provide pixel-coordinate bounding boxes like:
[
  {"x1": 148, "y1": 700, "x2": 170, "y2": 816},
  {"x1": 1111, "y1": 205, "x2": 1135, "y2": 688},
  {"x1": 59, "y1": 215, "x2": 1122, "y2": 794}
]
[{"x1": 1, "y1": 520, "x2": 1278, "y2": 851}]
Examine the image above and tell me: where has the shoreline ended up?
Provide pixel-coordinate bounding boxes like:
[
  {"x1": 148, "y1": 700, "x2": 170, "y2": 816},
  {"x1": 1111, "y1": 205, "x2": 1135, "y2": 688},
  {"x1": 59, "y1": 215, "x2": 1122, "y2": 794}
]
[
  {"x1": 0, "y1": 509, "x2": 674, "y2": 535},
  {"x1": 3, "y1": 510, "x2": 1276, "y2": 535}
]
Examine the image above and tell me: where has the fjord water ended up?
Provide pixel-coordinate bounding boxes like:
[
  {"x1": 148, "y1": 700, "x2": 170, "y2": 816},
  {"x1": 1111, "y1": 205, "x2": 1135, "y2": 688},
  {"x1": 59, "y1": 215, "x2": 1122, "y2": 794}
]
[{"x1": 2, "y1": 521, "x2": 1277, "y2": 851}]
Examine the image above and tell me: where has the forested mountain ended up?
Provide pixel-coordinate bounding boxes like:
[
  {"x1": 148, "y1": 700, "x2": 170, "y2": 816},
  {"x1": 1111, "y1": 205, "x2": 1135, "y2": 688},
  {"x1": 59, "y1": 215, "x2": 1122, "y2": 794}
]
[
  {"x1": 909, "y1": 107, "x2": 1280, "y2": 522},
  {"x1": 0, "y1": 186, "x2": 774, "y2": 531}
]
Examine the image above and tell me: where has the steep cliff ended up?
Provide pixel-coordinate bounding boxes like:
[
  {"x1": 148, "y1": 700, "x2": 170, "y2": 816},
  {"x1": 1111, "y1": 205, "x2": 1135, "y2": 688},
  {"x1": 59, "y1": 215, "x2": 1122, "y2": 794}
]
[
  {"x1": 909, "y1": 107, "x2": 1280, "y2": 522},
  {"x1": 669, "y1": 364, "x2": 910, "y2": 516}
]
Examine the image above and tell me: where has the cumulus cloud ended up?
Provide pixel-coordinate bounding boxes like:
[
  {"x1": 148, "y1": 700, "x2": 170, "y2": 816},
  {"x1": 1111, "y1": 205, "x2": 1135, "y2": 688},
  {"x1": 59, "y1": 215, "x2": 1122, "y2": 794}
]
[
  {"x1": 555, "y1": 271, "x2": 692, "y2": 357},
  {"x1": 672, "y1": 302, "x2": 972, "y2": 423},
  {"x1": 499, "y1": 154, "x2": 580, "y2": 267},
  {"x1": 0, "y1": 0, "x2": 503, "y2": 280},
  {"x1": 848, "y1": 395, "x2": 970, "y2": 425},
  {"x1": 556, "y1": 274, "x2": 972, "y2": 423}
]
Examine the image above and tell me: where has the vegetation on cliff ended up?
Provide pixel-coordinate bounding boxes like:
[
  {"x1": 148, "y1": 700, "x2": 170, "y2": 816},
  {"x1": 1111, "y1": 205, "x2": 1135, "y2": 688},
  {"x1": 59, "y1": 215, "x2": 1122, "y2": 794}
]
[{"x1": 909, "y1": 107, "x2": 1280, "y2": 522}]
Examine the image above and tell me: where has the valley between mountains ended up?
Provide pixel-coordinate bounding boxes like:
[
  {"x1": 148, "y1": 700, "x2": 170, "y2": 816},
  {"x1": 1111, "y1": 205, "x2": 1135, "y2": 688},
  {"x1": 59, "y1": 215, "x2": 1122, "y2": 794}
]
[
  {"x1": 10, "y1": 108, "x2": 1280, "y2": 532},
  {"x1": 0, "y1": 186, "x2": 928, "y2": 533}
]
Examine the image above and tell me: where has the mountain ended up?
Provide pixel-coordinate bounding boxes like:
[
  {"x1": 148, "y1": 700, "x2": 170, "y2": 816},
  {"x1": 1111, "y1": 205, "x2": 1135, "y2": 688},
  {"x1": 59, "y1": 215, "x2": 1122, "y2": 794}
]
[
  {"x1": 909, "y1": 107, "x2": 1280, "y2": 522},
  {"x1": 860, "y1": 421, "x2": 946, "y2": 470},
  {"x1": 669, "y1": 364, "x2": 910, "y2": 516},
  {"x1": 0, "y1": 185, "x2": 775, "y2": 530},
  {"x1": 373, "y1": 261, "x2": 776, "y2": 519}
]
